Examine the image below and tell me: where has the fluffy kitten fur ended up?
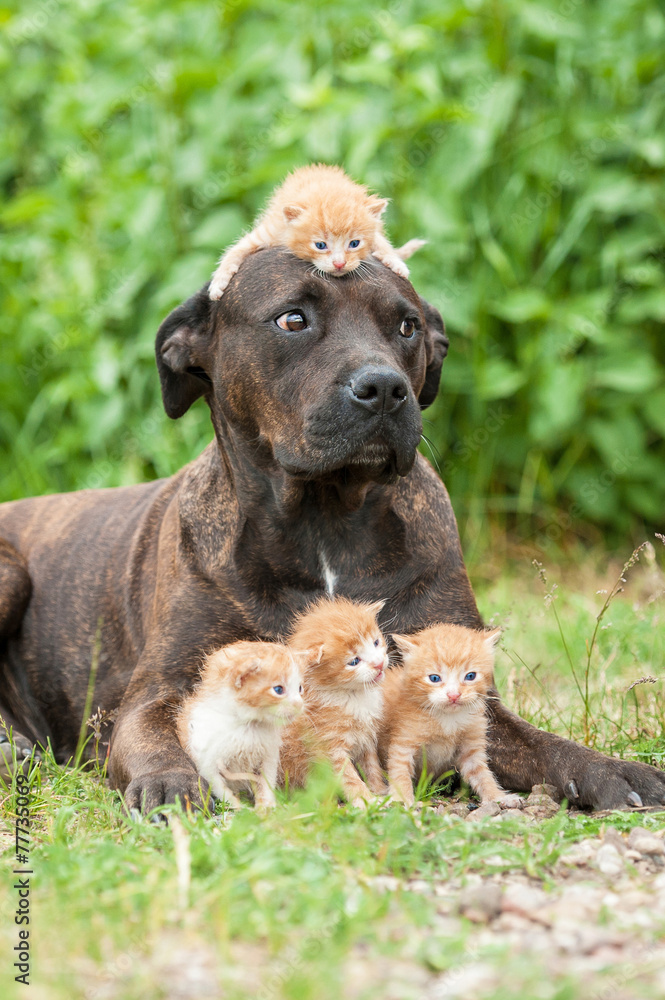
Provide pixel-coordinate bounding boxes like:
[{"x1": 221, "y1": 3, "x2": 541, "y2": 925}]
[
  {"x1": 378, "y1": 624, "x2": 521, "y2": 808},
  {"x1": 177, "y1": 640, "x2": 314, "y2": 811},
  {"x1": 279, "y1": 596, "x2": 389, "y2": 806},
  {"x1": 209, "y1": 164, "x2": 424, "y2": 299}
]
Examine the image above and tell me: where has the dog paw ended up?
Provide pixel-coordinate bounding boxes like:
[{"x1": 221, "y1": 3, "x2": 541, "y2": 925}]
[
  {"x1": 0, "y1": 732, "x2": 41, "y2": 783},
  {"x1": 122, "y1": 768, "x2": 208, "y2": 815},
  {"x1": 560, "y1": 757, "x2": 665, "y2": 811}
]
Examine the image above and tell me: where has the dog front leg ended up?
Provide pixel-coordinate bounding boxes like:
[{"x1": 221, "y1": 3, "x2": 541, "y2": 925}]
[
  {"x1": 109, "y1": 698, "x2": 209, "y2": 813},
  {"x1": 486, "y1": 698, "x2": 665, "y2": 810}
]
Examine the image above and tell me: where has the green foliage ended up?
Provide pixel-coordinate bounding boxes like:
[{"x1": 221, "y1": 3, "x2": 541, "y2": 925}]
[{"x1": 1, "y1": 0, "x2": 664, "y2": 550}]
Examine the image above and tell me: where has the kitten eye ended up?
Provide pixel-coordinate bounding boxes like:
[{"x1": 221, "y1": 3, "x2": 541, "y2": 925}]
[
  {"x1": 348, "y1": 656, "x2": 360, "y2": 667},
  {"x1": 314, "y1": 241, "x2": 328, "y2": 250},
  {"x1": 464, "y1": 672, "x2": 477, "y2": 682},
  {"x1": 428, "y1": 674, "x2": 442, "y2": 684},
  {"x1": 399, "y1": 318, "x2": 417, "y2": 338},
  {"x1": 348, "y1": 239, "x2": 360, "y2": 249},
  {"x1": 276, "y1": 311, "x2": 307, "y2": 332},
  {"x1": 373, "y1": 638, "x2": 380, "y2": 647},
  {"x1": 272, "y1": 685, "x2": 285, "y2": 696}
]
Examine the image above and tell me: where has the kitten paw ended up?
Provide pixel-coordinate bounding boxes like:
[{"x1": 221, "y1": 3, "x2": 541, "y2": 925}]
[
  {"x1": 372, "y1": 252, "x2": 410, "y2": 279},
  {"x1": 209, "y1": 265, "x2": 239, "y2": 300},
  {"x1": 497, "y1": 793, "x2": 524, "y2": 810},
  {"x1": 209, "y1": 276, "x2": 229, "y2": 300}
]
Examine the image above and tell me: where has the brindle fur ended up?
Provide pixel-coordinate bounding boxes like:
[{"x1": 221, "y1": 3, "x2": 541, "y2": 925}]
[{"x1": 0, "y1": 250, "x2": 663, "y2": 812}]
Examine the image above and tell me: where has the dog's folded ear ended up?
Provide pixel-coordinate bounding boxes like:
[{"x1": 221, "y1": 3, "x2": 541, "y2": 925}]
[
  {"x1": 155, "y1": 287, "x2": 214, "y2": 418},
  {"x1": 418, "y1": 297, "x2": 449, "y2": 410}
]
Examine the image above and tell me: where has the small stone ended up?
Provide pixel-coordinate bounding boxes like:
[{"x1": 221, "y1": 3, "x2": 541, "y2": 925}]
[
  {"x1": 501, "y1": 884, "x2": 550, "y2": 925},
  {"x1": 498, "y1": 793, "x2": 524, "y2": 810},
  {"x1": 628, "y1": 826, "x2": 651, "y2": 848},
  {"x1": 444, "y1": 802, "x2": 470, "y2": 818},
  {"x1": 596, "y1": 843, "x2": 624, "y2": 876},
  {"x1": 458, "y1": 883, "x2": 503, "y2": 923},
  {"x1": 630, "y1": 834, "x2": 665, "y2": 857},
  {"x1": 531, "y1": 782, "x2": 563, "y2": 803},
  {"x1": 603, "y1": 827, "x2": 627, "y2": 853},
  {"x1": 466, "y1": 800, "x2": 500, "y2": 821},
  {"x1": 525, "y1": 791, "x2": 560, "y2": 817}
]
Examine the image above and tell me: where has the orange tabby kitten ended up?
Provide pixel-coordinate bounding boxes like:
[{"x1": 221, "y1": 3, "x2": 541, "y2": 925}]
[
  {"x1": 379, "y1": 624, "x2": 521, "y2": 808},
  {"x1": 279, "y1": 596, "x2": 389, "y2": 806},
  {"x1": 208, "y1": 164, "x2": 425, "y2": 299},
  {"x1": 177, "y1": 640, "x2": 314, "y2": 811}
]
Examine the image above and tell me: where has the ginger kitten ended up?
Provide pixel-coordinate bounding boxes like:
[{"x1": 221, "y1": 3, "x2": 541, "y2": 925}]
[
  {"x1": 379, "y1": 624, "x2": 521, "y2": 808},
  {"x1": 209, "y1": 164, "x2": 424, "y2": 299},
  {"x1": 177, "y1": 640, "x2": 314, "y2": 811},
  {"x1": 279, "y1": 596, "x2": 389, "y2": 806}
]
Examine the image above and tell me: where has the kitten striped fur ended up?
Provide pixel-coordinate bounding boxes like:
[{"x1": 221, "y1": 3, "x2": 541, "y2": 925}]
[
  {"x1": 279, "y1": 596, "x2": 389, "y2": 806},
  {"x1": 378, "y1": 624, "x2": 520, "y2": 808}
]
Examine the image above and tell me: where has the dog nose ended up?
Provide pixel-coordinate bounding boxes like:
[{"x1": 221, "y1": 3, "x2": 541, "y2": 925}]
[{"x1": 349, "y1": 369, "x2": 408, "y2": 414}]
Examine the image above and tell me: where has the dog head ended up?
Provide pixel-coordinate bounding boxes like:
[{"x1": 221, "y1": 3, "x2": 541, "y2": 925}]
[{"x1": 156, "y1": 249, "x2": 448, "y2": 484}]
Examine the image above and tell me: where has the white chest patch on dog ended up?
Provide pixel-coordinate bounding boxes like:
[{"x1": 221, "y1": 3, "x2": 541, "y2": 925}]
[{"x1": 319, "y1": 549, "x2": 337, "y2": 597}]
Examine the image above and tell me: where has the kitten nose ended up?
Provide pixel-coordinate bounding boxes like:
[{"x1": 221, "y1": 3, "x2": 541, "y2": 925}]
[
  {"x1": 447, "y1": 691, "x2": 460, "y2": 704},
  {"x1": 333, "y1": 259, "x2": 346, "y2": 270}
]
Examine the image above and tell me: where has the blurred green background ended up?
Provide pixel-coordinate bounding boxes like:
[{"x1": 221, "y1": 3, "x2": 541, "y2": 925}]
[{"x1": 1, "y1": 0, "x2": 664, "y2": 561}]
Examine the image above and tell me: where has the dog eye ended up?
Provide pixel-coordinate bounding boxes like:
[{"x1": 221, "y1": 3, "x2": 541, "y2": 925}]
[
  {"x1": 348, "y1": 239, "x2": 360, "y2": 249},
  {"x1": 276, "y1": 311, "x2": 307, "y2": 332},
  {"x1": 314, "y1": 241, "x2": 327, "y2": 250},
  {"x1": 272, "y1": 685, "x2": 285, "y2": 695},
  {"x1": 399, "y1": 318, "x2": 417, "y2": 338},
  {"x1": 464, "y1": 672, "x2": 477, "y2": 682},
  {"x1": 428, "y1": 673, "x2": 442, "y2": 683},
  {"x1": 348, "y1": 656, "x2": 360, "y2": 667}
]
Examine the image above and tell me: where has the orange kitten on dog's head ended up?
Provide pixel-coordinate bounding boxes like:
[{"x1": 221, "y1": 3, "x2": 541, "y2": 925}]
[
  {"x1": 279, "y1": 596, "x2": 389, "y2": 806},
  {"x1": 177, "y1": 640, "x2": 315, "y2": 811},
  {"x1": 209, "y1": 164, "x2": 425, "y2": 299},
  {"x1": 379, "y1": 623, "x2": 522, "y2": 809}
]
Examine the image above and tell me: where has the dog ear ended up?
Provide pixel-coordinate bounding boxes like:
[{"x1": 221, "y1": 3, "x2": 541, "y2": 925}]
[
  {"x1": 417, "y1": 296, "x2": 449, "y2": 410},
  {"x1": 155, "y1": 287, "x2": 214, "y2": 419}
]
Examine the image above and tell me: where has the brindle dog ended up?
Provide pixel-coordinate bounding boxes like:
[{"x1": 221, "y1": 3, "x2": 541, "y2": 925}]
[{"x1": 1, "y1": 249, "x2": 663, "y2": 812}]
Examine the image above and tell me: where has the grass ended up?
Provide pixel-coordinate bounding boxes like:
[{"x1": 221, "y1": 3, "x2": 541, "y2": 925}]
[{"x1": 1, "y1": 548, "x2": 664, "y2": 1000}]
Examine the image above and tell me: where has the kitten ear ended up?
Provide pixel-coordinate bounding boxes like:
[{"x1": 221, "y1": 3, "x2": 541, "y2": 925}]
[
  {"x1": 283, "y1": 204, "x2": 304, "y2": 222},
  {"x1": 234, "y1": 663, "x2": 261, "y2": 689},
  {"x1": 294, "y1": 644, "x2": 325, "y2": 668},
  {"x1": 483, "y1": 628, "x2": 502, "y2": 650},
  {"x1": 391, "y1": 633, "x2": 417, "y2": 657},
  {"x1": 366, "y1": 599, "x2": 386, "y2": 617},
  {"x1": 367, "y1": 197, "x2": 389, "y2": 218}
]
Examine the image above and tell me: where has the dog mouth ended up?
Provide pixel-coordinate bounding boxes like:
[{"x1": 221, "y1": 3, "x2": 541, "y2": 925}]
[{"x1": 280, "y1": 451, "x2": 402, "y2": 485}]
